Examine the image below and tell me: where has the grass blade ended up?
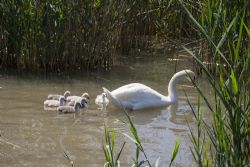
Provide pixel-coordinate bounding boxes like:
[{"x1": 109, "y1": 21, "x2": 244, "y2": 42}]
[
  {"x1": 169, "y1": 139, "x2": 180, "y2": 167},
  {"x1": 178, "y1": 0, "x2": 231, "y2": 67},
  {"x1": 231, "y1": 70, "x2": 238, "y2": 95}
]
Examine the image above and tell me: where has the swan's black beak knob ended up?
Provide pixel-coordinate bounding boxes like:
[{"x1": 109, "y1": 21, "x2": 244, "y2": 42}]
[
  {"x1": 187, "y1": 72, "x2": 196, "y2": 83},
  {"x1": 192, "y1": 74, "x2": 198, "y2": 85},
  {"x1": 193, "y1": 75, "x2": 196, "y2": 82}
]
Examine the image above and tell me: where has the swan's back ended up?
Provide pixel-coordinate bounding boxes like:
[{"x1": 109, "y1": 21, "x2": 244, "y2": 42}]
[
  {"x1": 111, "y1": 83, "x2": 165, "y2": 101},
  {"x1": 103, "y1": 83, "x2": 170, "y2": 110}
]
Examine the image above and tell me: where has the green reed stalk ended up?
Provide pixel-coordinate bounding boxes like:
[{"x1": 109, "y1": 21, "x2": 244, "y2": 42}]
[
  {"x1": 103, "y1": 121, "x2": 126, "y2": 167},
  {"x1": 179, "y1": 0, "x2": 250, "y2": 166}
]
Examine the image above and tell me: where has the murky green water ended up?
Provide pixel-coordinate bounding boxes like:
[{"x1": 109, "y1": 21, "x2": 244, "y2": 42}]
[{"x1": 0, "y1": 55, "x2": 212, "y2": 167}]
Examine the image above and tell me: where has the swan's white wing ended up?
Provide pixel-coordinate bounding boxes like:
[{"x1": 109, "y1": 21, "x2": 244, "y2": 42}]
[
  {"x1": 111, "y1": 83, "x2": 164, "y2": 102},
  {"x1": 103, "y1": 83, "x2": 168, "y2": 110}
]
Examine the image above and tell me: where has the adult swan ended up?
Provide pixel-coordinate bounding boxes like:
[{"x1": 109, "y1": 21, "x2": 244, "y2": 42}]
[{"x1": 102, "y1": 69, "x2": 195, "y2": 111}]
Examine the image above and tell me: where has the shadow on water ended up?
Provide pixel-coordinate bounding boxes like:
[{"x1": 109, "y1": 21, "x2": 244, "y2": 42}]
[{"x1": 0, "y1": 55, "x2": 212, "y2": 167}]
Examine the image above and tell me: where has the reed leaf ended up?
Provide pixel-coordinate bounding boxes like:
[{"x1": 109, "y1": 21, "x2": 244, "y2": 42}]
[
  {"x1": 169, "y1": 139, "x2": 180, "y2": 167},
  {"x1": 234, "y1": 10, "x2": 245, "y2": 63},
  {"x1": 180, "y1": 0, "x2": 250, "y2": 166},
  {"x1": 231, "y1": 70, "x2": 238, "y2": 95},
  {"x1": 178, "y1": 0, "x2": 231, "y2": 67},
  {"x1": 243, "y1": 22, "x2": 250, "y2": 37},
  {"x1": 215, "y1": 14, "x2": 238, "y2": 57}
]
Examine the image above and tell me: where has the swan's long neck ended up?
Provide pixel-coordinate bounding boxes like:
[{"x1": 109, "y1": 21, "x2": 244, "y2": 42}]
[
  {"x1": 168, "y1": 76, "x2": 178, "y2": 102},
  {"x1": 167, "y1": 70, "x2": 193, "y2": 102}
]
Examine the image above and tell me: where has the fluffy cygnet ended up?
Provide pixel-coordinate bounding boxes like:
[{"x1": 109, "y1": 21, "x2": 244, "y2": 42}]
[
  {"x1": 44, "y1": 96, "x2": 65, "y2": 107},
  {"x1": 48, "y1": 91, "x2": 70, "y2": 100}
]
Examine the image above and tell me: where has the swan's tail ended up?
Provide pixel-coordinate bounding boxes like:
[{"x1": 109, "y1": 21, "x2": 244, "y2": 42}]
[{"x1": 102, "y1": 87, "x2": 121, "y2": 108}]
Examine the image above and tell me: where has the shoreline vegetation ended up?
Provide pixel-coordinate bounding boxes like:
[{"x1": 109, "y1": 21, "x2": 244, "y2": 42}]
[
  {"x1": 1, "y1": 0, "x2": 249, "y2": 166},
  {"x1": 1, "y1": 1, "x2": 249, "y2": 73},
  {"x1": 101, "y1": 0, "x2": 250, "y2": 166},
  {"x1": 1, "y1": 0, "x2": 202, "y2": 73}
]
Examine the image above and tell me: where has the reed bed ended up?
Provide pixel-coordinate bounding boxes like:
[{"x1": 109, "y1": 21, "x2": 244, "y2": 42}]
[
  {"x1": 179, "y1": 0, "x2": 250, "y2": 166},
  {"x1": 190, "y1": 0, "x2": 250, "y2": 74},
  {"x1": 1, "y1": 0, "x2": 123, "y2": 72},
  {"x1": 0, "y1": 0, "x2": 201, "y2": 73}
]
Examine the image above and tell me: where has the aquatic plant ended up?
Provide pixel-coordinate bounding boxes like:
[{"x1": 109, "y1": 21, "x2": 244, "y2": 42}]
[
  {"x1": 189, "y1": 0, "x2": 250, "y2": 74},
  {"x1": 64, "y1": 151, "x2": 75, "y2": 167},
  {"x1": 103, "y1": 121, "x2": 126, "y2": 167},
  {"x1": 102, "y1": 110, "x2": 180, "y2": 167},
  {"x1": 179, "y1": 0, "x2": 250, "y2": 166}
]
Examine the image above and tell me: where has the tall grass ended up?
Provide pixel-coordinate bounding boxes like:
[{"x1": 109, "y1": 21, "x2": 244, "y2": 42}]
[
  {"x1": 190, "y1": 0, "x2": 250, "y2": 74},
  {"x1": 179, "y1": 0, "x2": 250, "y2": 166},
  {"x1": 103, "y1": 121, "x2": 125, "y2": 167},
  {"x1": 0, "y1": 0, "x2": 202, "y2": 73},
  {"x1": 0, "y1": 0, "x2": 124, "y2": 72}
]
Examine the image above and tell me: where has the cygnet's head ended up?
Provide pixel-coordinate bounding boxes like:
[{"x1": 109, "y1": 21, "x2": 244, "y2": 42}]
[
  {"x1": 59, "y1": 96, "x2": 66, "y2": 101},
  {"x1": 82, "y1": 93, "x2": 90, "y2": 101},
  {"x1": 80, "y1": 98, "x2": 88, "y2": 108},
  {"x1": 59, "y1": 96, "x2": 66, "y2": 105},
  {"x1": 101, "y1": 93, "x2": 109, "y2": 105},
  {"x1": 64, "y1": 91, "x2": 71, "y2": 98},
  {"x1": 102, "y1": 93, "x2": 107, "y2": 98},
  {"x1": 74, "y1": 101, "x2": 82, "y2": 111}
]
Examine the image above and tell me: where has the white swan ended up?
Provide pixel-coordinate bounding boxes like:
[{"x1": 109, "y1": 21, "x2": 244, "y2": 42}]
[
  {"x1": 44, "y1": 96, "x2": 65, "y2": 107},
  {"x1": 57, "y1": 101, "x2": 82, "y2": 113},
  {"x1": 95, "y1": 93, "x2": 109, "y2": 110},
  {"x1": 102, "y1": 69, "x2": 195, "y2": 110},
  {"x1": 48, "y1": 91, "x2": 71, "y2": 100},
  {"x1": 66, "y1": 93, "x2": 90, "y2": 102}
]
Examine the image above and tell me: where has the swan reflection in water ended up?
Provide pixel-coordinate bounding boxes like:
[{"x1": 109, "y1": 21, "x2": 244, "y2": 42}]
[{"x1": 108, "y1": 102, "x2": 194, "y2": 166}]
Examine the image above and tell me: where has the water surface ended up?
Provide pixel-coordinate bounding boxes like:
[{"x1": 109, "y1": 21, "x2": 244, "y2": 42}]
[{"x1": 0, "y1": 55, "x2": 212, "y2": 167}]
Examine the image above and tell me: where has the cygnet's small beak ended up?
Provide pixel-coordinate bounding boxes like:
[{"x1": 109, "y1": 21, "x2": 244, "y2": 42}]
[
  {"x1": 77, "y1": 102, "x2": 82, "y2": 108},
  {"x1": 81, "y1": 99, "x2": 88, "y2": 108}
]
